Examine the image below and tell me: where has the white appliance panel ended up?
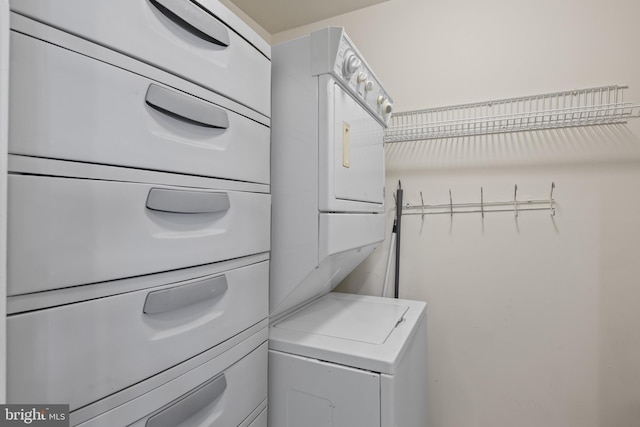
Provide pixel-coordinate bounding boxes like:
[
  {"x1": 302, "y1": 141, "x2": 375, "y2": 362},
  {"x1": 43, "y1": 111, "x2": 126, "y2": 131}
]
[
  {"x1": 269, "y1": 351, "x2": 381, "y2": 427},
  {"x1": 318, "y1": 75, "x2": 385, "y2": 214},
  {"x1": 7, "y1": 173, "x2": 270, "y2": 295},
  {"x1": 7, "y1": 260, "x2": 268, "y2": 410},
  {"x1": 380, "y1": 315, "x2": 429, "y2": 427},
  {"x1": 10, "y1": 0, "x2": 271, "y2": 116},
  {"x1": 270, "y1": 293, "x2": 426, "y2": 374},
  {"x1": 269, "y1": 243, "x2": 377, "y2": 319},
  {"x1": 269, "y1": 32, "x2": 386, "y2": 318},
  {"x1": 10, "y1": 32, "x2": 270, "y2": 184},
  {"x1": 319, "y1": 212, "x2": 385, "y2": 258},
  {"x1": 274, "y1": 295, "x2": 408, "y2": 345},
  {"x1": 270, "y1": 294, "x2": 428, "y2": 427},
  {"x1": 331, "y1": 83, "x2": 384, "y2": 205},
  {"x1": 269, "y1": 34, "x2": 320, "y2": 318},
  {"x1": 310, "y1": 27, "x2": 393, "y2": 125}
]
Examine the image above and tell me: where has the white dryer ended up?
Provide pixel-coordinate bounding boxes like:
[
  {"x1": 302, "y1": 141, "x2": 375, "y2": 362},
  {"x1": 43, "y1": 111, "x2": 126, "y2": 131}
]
[{"x1": 270, "y1": 27, "x2": 427, "y2": 426}]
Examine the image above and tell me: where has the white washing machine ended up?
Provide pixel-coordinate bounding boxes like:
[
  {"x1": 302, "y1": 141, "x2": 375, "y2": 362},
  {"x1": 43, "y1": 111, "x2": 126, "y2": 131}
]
[{"x1": 270, "y1": 27, "x2": 428, "y2": 426}]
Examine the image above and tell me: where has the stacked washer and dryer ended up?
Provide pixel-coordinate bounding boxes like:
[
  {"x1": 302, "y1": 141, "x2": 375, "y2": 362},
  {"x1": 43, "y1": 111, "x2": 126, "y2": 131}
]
[
  {"x1": 5, "y1": 1, "x2": 271, "y2": 426},
  {"x1": 270, "y1": 27, "x2": 428, "y2": 427}
]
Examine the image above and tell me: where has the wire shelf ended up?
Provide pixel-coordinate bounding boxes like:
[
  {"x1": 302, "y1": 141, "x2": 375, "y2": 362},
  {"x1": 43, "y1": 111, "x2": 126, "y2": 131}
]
[{"x1": 385, "y1": 85, "x2": 640, "y2": 143}]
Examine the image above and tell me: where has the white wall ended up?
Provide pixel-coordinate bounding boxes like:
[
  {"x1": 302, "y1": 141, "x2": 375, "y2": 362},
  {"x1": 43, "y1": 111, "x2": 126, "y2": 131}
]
[{"x1": 273, "y1": 0, "x2": 640, "y2": 426}]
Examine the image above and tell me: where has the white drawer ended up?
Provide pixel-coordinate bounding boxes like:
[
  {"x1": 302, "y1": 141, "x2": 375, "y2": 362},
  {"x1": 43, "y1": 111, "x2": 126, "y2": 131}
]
[
  {"x1": 7, "y1": 173, "x2": 270, "y2": 295},
  {"x1": 7, "y1": 259, "x2": 268, "y2": 411},
  {"x1": 79, "y1": 339, "x2": 268, "y2": 426},
  {"x1": 9, "y1": 32, "x2": 269, "y2": 185},
  {"x1": 11, "y1": 0, "x2": 270, "y2": 116}
]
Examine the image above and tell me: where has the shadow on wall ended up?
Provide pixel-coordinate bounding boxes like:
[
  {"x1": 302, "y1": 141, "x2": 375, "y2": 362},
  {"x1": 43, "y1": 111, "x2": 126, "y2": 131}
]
[{"x1": 385, "y1": 124, "x2": 640, "y2": 172}]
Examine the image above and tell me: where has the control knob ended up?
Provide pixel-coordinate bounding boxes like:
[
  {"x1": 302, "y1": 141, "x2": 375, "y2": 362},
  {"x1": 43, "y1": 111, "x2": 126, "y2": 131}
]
[
  {"x1": 357, "y1": 72, "x2": 368, "y2": 83},
  {"x1": 343, "y1": 50, "x2": 361, "y2": 79},
  {"x1": 377, "y1": 96, "x2": 393, "y2": 114},
  {"x1": 365, "y1": 81, "x2": 374, "y2": 91}
]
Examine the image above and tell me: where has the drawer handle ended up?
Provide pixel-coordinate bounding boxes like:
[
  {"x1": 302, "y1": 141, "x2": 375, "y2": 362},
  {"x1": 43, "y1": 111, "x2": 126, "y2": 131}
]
[
  {"x1": 149, "y1": 0, "x2": 230, "y2": 47},
  {"x1": 145, "y1": 84, "x2": 230, "y2": 129},
  {"x1": 146, "y1": 374, "x2": 227, "y2": 427},
  {"x1": 146, "y1": 188, "x2": 230, "y2": 214},
  {"x1": 143, "y1": 274, "x2": 228, "y2": 314}
]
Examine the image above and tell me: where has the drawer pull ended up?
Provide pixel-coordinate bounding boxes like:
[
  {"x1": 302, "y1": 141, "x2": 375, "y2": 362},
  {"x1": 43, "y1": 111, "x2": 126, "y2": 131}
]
[
  {"x1": 143, "y1": 274, "x2": 229, "y2": 314},
  {"x1": 146, "y1": 374, "x2": 228, "y2": 427},
  {"x1": 146, "y1": 188, "x2": 230, "y2": 214},
  {"x1": 149, "y1": 0, "x2": 230, "y2": 47},
  {"x1": 145, "y1": 84, "x2": 230, "y2": 129}
]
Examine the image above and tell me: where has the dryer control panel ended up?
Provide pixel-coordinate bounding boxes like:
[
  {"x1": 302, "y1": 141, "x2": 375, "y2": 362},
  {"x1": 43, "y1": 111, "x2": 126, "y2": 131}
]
[{"x1": 311, "y1": 27, "x2": 393, "y2": 126}]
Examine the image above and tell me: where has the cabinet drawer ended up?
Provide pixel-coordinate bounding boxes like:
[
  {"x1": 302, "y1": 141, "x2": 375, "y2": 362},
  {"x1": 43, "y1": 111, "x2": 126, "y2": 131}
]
[
  {"x1": 79, "y1": 339, "x2": 268, "y2": 426},
  {"x1": 9, "y1": 32, "x2": 269, "y2": 185},
  {"x1": 11, "y1": 0, "x2": 270, "y2": 116},
  {"x1": 7, "y1": 174, "x2": 270, "y2": 295},
  {"x1": 7, "y1": 260, "x2": 268, "y2": 411}
]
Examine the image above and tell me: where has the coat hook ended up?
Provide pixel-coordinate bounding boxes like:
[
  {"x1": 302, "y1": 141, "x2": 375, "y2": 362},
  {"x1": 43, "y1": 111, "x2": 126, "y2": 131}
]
[
  {"x1": 449, "y1": 189, "x2": 453, "y2": 218},
  {"x1": 420, "y1": 191, "x2": 425, "y2": 221},
  {"x1": 480, "y1": 186, "x2": 484, "y2": 218},
  {"x1": 550, "y1": 182, "x2": 556, "y2": 216},
  {"x1": 514, "y1": 184, "x2": 518, "y2": 218}
]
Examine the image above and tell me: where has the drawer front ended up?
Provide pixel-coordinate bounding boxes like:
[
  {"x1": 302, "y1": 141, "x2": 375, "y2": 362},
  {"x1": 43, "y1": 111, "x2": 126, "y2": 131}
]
[
  {"x1": 129, "y1": 342, "x2": 267, "y2": 427},
  {"x1": 7, "y1": 260, "x2": 268, "y2": 411},
  {"x1": 9, "y1": 32, "x2": 269, "y2": 185},
  {"x1": 79, "y1": 339, "x2": 268, "y2": 426},
  {"x1": 11, "y1": 0, "x2": 270, "y2": 116},
  {"x1": 7, "y1": 174, "x2": 270, "y2": 295}
]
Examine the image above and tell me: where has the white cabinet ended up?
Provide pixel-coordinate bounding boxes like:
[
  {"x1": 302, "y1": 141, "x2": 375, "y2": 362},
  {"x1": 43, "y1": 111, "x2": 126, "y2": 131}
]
[{"x1": 5, "y1": 1, "x2": 271, "y2": 424}]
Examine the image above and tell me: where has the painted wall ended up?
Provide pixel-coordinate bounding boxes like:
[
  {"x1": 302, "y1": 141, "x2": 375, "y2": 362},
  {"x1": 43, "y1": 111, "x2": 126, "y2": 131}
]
[{"x1": 272, "y1": 0, "x2": 640, "y2": 426}]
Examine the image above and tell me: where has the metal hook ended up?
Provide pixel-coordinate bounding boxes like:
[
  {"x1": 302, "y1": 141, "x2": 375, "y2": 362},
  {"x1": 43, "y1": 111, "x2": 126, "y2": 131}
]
[
  {"x1": 449, "y1": 189, "x2": 453, "y2": 218},
  {"x1": 420, "y1": 191, "x2": 425, "y2": 221},
  {"x1": 514, "y1": 184, "x2": 518, "y2": 218},
  {"x1": 480, "y1": 186, "x2": 484, "y2": 218},
  {"x1": 550, "y1": 182, "x2": 556, "y2": 216}
]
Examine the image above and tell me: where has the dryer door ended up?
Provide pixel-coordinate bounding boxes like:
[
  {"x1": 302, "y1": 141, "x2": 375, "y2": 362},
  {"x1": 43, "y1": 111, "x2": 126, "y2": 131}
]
[{"x1": 320, "y1": 79, "x2": 385, "y2": 213}]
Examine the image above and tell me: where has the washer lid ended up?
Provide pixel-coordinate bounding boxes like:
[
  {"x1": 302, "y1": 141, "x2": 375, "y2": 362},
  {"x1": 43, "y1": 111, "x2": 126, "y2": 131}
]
[
  {"x1": 274, "y1": 293, "x2": 408, "y2": 344},
  {"x1": 269, "y1": 293, "x2": 426, "y2": 374}
]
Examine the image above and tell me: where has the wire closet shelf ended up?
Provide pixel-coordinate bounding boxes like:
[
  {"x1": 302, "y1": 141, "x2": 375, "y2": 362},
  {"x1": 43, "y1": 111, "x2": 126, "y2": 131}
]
[{"x1": 384, "y1": 85, "x2": 640, "y2": 143}]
